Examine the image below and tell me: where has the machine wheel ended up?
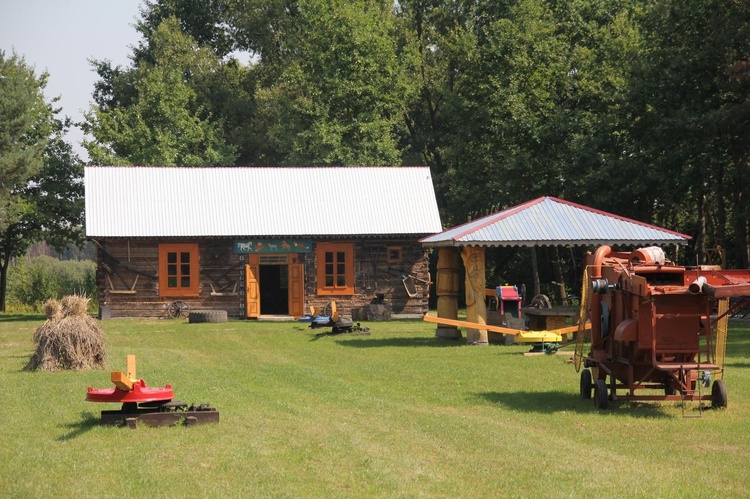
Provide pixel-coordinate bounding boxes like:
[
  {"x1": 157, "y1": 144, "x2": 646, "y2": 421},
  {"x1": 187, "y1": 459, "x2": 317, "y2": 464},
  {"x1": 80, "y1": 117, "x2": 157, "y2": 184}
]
[
  {"x1": 529, "y1": 294, "x2": 552, "y2": 308},
  {"x1": 580, "y1": 369, "x2": 593, "y2": 399},
  {"x1": 594, "y1": 379, "x2": 609, "y2": 409},
  {"x1": 711, "y1": 380, "x2": 728, "y2": 408}
]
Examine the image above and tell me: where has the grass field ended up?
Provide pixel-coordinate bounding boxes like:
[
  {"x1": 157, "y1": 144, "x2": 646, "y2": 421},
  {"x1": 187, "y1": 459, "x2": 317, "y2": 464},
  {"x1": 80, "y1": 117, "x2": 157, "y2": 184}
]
[{"x1": 2, "y1": 314, "x2": 750, "y2": 498}]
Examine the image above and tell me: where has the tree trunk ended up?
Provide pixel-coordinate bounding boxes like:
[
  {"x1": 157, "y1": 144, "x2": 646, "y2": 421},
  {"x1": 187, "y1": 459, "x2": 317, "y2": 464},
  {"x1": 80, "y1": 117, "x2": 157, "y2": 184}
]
[
  {"x1": 0, "y1": 253, "x2": 8, "y2": 313},
  {"x1": 697, "y1": 190, "x2": 707, "y2": 265},
  {"x1": 531, "y1": 246, "x2": 540, "y2": 297},
  {"x1": 733, "y1": 155, "x2": 749, "y2": 268},
  {"x1": 552, "y1": 246, "x2": 566, "y2": 304}
]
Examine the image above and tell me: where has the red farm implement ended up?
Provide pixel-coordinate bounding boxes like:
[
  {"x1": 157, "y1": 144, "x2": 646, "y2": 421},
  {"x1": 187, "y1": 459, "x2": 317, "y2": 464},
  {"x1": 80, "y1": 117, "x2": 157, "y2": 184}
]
[{"x1": 575, "y1": 246, "x2": 750, "y2": 411}]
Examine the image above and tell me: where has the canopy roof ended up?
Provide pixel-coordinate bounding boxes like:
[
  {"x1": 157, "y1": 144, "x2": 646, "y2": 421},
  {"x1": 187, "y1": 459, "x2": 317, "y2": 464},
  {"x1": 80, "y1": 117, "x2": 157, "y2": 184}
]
[{"x1": 420, "y1": 196, "x2": 690, "y2": 248}]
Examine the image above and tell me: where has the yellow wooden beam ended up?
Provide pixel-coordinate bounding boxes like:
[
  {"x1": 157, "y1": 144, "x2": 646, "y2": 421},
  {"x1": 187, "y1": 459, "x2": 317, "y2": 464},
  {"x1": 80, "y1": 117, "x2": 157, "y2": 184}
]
[
  {"x1": 423, "y1": 315, "x2": 590, "y2": 340},
  {"x1": 423, "y1": 315, "x2": 519, "y2": 335},
  {"x1": 126, "y1": 354, "x2": 137, "y2": 380},
  {"x1": 111, "y1": 370, "x2": 134, "y2": 390}
]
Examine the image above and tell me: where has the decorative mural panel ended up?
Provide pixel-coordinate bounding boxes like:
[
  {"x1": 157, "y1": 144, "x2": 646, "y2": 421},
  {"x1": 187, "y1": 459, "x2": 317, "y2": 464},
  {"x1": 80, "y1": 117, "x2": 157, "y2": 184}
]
[{"x1": 233, "y1": 239, "x2": 313, "y2": 254}]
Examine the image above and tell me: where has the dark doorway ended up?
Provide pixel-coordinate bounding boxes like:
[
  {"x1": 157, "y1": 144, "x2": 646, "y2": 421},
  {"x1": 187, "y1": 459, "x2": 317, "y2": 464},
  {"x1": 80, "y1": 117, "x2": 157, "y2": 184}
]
[{"x1": 259, "y1": 265, "x2": 289, "y2": 314}]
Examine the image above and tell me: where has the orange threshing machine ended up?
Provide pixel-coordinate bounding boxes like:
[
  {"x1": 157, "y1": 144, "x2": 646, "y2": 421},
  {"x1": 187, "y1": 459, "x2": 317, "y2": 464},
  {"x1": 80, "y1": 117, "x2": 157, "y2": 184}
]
[{"x1": 575, "y1": 246, "x2": 750, "y2": 409}]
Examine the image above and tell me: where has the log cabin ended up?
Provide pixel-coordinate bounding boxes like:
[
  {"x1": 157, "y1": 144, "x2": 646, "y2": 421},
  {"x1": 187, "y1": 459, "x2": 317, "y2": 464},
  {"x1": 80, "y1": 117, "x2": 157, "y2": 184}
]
[{"x1": 84, "y1": 166, "x2": 442, "y2": 320}]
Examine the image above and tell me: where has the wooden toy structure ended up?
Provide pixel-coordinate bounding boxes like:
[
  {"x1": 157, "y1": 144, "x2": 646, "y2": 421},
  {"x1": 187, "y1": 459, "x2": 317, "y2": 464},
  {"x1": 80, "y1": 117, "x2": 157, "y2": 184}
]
[
  {"x1": 575, "y1": 246, "x2": 750, "y2": 410},
  {"x1": 86, "y1": 355, "x2": 219, "y2": 427}
]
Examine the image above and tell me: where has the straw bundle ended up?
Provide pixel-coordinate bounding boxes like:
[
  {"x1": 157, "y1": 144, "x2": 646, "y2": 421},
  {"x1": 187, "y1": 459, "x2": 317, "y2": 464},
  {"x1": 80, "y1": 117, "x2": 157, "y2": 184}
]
[{"x1": 26, "y1": 295, "x2": 107, "y2": 372}]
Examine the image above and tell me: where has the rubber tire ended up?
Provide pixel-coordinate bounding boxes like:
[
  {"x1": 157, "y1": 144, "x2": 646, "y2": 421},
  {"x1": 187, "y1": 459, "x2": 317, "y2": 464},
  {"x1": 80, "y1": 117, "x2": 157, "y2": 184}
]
[
  {"x1": 580, "y1": 369, "x2": 593, "y2": 399},
  {"x1": 711, "y1": 379, "x2": 728, "y2": 408},
  {"x1": 594, "y1": 379, "x2": 609, "y2": 409},
  {"x1": 188, "y1": 310, "x2": 228, "y2": 323}
]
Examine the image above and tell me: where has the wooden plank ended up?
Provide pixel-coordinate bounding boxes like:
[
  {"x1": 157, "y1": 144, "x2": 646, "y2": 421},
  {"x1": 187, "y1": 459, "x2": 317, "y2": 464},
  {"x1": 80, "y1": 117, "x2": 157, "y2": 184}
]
[
  {"x1": 110, "y1": 370, "x2": 133, "y2": 391},
  {"x1": 423, "y1": 315, "x2": 520, "y2": 335},
  {"x1": 100, "y1": 409, "x2": 220, "y2": 427},
  {"x1": 126, "y1": 354, "x2": 136, "y2": 380}
]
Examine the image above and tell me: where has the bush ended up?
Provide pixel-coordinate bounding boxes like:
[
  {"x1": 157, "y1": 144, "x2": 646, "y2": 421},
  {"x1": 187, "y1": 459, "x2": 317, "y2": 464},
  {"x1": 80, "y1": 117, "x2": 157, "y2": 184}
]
[{"x1": 7, "y1": 256, "x2": 97, "y2": 312}]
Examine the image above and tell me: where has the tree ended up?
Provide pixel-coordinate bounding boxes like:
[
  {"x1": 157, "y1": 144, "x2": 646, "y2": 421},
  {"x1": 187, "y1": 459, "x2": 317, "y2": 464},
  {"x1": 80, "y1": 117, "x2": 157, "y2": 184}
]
[
  {"x1": 0, "y1": 51, "x2": 84, "y2": 311},
  {"x1": 623, "y1": 0, "x2": 750, "y2": 266},
  {"x1": 0, "y1": 51, "x2": 53, "y2": 231},
  {"x1": 84, "y1": 17, "x2": 238, "y2": 166},
  {"x1": 245, "y1": 0, "x2": 418, "y2": 166}
]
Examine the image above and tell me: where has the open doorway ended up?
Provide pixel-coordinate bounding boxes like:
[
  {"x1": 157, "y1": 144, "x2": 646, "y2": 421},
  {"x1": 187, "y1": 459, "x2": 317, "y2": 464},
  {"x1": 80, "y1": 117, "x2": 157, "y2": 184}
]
[
  {"x1": 259, "y1": 264, "x2": 288, "y2": 315},
  {"x1": 245, "y1": 254, "x2": 305, "y2": 319}
]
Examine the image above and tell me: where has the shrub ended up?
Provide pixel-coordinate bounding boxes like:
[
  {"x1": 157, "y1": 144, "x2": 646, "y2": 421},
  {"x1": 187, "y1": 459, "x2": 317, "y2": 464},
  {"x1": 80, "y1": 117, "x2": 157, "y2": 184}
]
[{"x1": 7, "y1": 256, "x2": 97, "y2": 312}]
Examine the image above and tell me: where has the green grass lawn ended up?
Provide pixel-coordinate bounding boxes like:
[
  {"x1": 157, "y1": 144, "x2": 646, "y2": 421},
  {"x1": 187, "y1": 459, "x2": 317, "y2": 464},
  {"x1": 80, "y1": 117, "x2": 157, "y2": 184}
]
[{"x1": 2, "y1": 314, "x2": 750, "y2": 497}]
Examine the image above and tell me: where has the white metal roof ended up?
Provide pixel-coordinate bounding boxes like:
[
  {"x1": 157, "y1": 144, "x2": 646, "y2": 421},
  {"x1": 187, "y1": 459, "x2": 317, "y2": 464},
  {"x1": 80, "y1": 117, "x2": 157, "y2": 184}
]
[
  {"x1": 85, "y1": 166, "x2": 443, "y2": 238},
  {"x1": 420, "y1": 196, "x2": 690, "y2": 247}
]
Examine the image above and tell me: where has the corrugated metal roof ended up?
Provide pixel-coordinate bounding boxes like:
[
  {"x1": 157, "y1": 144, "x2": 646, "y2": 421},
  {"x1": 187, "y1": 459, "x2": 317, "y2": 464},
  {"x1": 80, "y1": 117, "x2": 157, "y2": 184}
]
[
  {"x1": 85, "y1": 166, "x2": 443, "y2": 238},
  {"x1": 420, "y1": 196, "x2": 690, "y2": 247}
]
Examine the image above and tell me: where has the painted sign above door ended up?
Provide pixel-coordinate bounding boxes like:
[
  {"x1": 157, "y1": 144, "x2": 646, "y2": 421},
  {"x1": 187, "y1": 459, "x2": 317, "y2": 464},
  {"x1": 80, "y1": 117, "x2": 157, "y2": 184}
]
[{"x1": 233, "y1": 239, "x2": 313, "y2": 254}]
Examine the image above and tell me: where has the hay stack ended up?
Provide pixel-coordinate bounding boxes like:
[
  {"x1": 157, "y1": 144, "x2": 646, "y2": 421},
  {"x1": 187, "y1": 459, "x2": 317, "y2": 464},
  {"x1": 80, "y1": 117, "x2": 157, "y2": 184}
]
[{"x1": 26, "y1": 295, "x2": 107, "y2": 372}]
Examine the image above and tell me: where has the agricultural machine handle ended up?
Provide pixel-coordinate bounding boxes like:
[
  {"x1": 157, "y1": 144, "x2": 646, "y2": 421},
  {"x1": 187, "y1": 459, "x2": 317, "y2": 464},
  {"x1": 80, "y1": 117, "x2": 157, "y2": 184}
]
[{"x1": 700, "y1": 281, "x2": 750, "y2": 298}]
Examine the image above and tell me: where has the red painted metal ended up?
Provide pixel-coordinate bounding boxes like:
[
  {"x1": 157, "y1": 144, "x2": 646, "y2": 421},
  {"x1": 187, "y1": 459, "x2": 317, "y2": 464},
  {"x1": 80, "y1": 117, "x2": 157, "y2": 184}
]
[
  {"x1": 86, "y1": 379, "x2": 174, "y2": 404},
  {"x1": 580, "y1": 246, "x2": 750, "y2": 409}
]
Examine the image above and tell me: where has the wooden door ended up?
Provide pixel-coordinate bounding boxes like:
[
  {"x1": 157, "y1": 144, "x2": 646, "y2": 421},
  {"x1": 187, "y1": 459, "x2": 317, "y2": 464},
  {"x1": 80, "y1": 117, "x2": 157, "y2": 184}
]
[
  {"x1": 245, "y1": 256, "x2": 260, "y2": 318},
  {"x1": 288, "y1": 263, "x2": 305, "y2": 318}
]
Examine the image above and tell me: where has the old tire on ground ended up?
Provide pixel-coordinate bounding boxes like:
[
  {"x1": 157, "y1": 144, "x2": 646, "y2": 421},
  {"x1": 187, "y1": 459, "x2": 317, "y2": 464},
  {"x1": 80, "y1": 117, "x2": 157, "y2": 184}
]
[
  {"x1": 594, "y1": 379, "x2": 608, "y2": 409},
  {"x1": 711, "y1": 379, "x2": 728, "y2": 408},
  {"x1": 580, "y1": 369, "x2": 593, "y2": 399},
  {"x1": 188, "y1": 310, "x2": 228, "y2": 324}
]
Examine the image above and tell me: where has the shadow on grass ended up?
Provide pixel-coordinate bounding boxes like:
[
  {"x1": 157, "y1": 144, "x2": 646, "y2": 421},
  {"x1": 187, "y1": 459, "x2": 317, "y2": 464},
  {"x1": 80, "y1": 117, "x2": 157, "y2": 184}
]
[
  {"x1": 475, "y1": 390, "x2": 673, "y2": 418},
  {"x1": 57, "y1": 412, "x2": 101, "y2": 441},
  {"x1": 332, "y1": 336, "x2": 464, "y2": 348},
  {"x1": 0, "y1": 313, "x2": 46, "y2": 322}
]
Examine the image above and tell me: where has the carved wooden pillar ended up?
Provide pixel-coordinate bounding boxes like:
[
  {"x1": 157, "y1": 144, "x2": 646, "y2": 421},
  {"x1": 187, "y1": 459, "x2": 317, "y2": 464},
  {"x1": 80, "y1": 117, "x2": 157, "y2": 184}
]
[
  {"x1": 435, "y1": 247, "x2": 461, "y2": 339},
  {"x1": 461, "y1": 245, "x2": 488, "y2": 345}
]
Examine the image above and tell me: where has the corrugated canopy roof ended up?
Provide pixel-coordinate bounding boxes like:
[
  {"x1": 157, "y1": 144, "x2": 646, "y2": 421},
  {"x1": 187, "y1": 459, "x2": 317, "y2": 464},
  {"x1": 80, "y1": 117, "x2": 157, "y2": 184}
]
[
  {"x1": 85, "y1": 166, "x2": 443, "y2": 238},
  {"x1": 420, "y1": 196, "x2": 690, "y2": 247}
]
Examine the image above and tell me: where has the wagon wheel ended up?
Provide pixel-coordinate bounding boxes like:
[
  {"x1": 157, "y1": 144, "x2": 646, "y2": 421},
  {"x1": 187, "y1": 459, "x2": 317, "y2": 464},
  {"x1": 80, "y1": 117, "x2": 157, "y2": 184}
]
[
  {"x1": 594, "y1": 379, "x2": 608, "y2": 409},
  {"x1": 167, "y1": 300, "x2": 190, "y2": 319},
  {"x1": 580, "y1": 369, "x2": 593, "y2": 399},
  {"x1": 711, "y1": 380, "x2": 728, "y2": 408},
  {"x1": 529, "y1": 294, "x2": 551, "y2": 309}
]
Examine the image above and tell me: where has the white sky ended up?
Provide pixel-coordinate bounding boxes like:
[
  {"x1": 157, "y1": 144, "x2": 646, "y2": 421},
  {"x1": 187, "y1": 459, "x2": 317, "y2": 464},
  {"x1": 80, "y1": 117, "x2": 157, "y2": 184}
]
[{"x1": 0, "y1": 0, "x2": 143, "y2": 161}]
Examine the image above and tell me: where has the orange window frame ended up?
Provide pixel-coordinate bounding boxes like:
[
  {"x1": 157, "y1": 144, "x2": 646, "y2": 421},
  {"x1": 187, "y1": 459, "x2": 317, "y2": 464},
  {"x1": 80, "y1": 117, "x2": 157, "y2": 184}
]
[
  {"x1": 316, "y1": 242, "x2": 354, "y2": 296},
  {"x1": 159, "y1": 243, "x2": 200, "y2": 297}
]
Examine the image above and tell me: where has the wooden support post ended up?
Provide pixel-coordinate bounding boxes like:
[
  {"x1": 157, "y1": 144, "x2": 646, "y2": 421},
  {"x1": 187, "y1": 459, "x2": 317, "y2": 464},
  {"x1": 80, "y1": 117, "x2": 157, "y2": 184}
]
[
  {"x1": 461, "y1": 246, "x2": 488, "y2": 345},
  {"x1": 435, "y1": 248, "x2": 461, "y2": 339}
]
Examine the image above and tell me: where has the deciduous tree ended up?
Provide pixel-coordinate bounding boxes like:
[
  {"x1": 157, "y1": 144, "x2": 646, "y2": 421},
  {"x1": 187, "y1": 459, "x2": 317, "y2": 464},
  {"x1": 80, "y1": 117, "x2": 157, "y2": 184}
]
[{"x1": 0, "y1": 52, "x2": 84, "y2": 311}]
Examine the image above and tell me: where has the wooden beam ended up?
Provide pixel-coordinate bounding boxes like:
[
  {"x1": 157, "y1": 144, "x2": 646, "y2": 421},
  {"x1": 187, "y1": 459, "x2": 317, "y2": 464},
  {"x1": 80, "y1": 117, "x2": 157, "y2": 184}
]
[{"x1": 111, "y1": 370, "x2": 134, "y2": 391}]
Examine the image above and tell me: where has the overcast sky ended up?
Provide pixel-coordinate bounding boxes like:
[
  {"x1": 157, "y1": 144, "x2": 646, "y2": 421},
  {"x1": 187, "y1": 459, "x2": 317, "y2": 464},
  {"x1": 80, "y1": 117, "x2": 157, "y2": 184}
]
[{"x1": 0, "y1": 0, "x2": 143, "y2": 160}]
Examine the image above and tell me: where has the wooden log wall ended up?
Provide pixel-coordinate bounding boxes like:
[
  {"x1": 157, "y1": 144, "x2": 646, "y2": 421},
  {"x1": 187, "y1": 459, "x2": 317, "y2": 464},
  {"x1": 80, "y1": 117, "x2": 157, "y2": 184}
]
[
  {"x1": 96, "y1": 239, "x2": 244, "y2": 319},
  {"x1": 304, "y1": 240, "x2": 432, "y2": 318},
  {"x1": 96, "y1": 238, "x2": 431, "y2": 319}
]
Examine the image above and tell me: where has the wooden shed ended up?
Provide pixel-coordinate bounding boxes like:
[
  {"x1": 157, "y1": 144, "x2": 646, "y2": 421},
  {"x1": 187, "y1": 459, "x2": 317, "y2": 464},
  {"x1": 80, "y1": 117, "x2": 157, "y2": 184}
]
[{"x1": 84, "y1": 166, "x2": 443, "y2": 320}]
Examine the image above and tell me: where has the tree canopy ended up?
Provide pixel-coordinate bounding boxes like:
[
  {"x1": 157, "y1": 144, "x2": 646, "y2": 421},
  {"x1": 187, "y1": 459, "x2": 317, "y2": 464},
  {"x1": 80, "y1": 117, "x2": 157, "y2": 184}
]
[{"x1": 82, "y1": 0, "x2": 750, "y2": 268}]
